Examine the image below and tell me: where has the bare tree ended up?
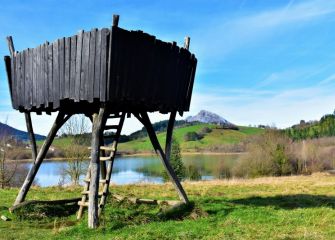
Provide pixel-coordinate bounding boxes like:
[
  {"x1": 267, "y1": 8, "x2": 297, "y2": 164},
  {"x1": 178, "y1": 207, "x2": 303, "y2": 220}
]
[
  {"x1": 0, "y1": 118, "x2": 19, "y2": 188},
  {"x1": 59, "y1": 115, "x2": 91, "y2": 186}
]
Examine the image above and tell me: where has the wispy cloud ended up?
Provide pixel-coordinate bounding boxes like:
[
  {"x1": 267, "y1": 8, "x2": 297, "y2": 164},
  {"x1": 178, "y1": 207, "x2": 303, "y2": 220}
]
[{"x1": 192, "y1": 0, "x2": 335, "y2": 60}]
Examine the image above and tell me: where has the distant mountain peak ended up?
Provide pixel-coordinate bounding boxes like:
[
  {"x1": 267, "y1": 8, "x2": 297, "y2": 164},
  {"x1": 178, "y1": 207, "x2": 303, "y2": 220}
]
[{"x1": 186, "y1": 110, "x2": 238, "y2": 129}]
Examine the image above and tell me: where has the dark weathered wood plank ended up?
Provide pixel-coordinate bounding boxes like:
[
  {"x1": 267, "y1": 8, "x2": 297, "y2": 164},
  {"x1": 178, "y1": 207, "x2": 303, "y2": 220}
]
[
  {"x1": 75, "y1": 30, "x2": 84, "y2": 102},
  {"x1": 80, "y1": 31, "x2": 90, "y2": 100},
  {"x1": 10, "y1": 57, "x2": 17, "y2": 109},
  {"x1": 36, "y1": 45, "x2": 41, "y2": 107},
  {"x1": 94, "y1": 29, "x2": 101, "y2": 99},
  {"x1": 99, "y1": 28, "x2": 108, "y2": 101},
  {"x1": 70, "y1": 35, "x2": 77, "y2": 100},
  {"x1": 19, "y1": 52, "x2": 25, "y2": 107},
  {"x1": 28, "y1": 49, "x2": 33, "y2": 106},
  {"x1": 43, "y1": 42, "x2": 49, "y2": 106},
  {"x1": 14, "y1": 53, "x2": 19, "y2": 108},
  {"x1": 4, "y1": 56, "x2": 14, "y2": 107},
  {"x1": 47, "y1": 44, "x2": 53, "y2": 106},
  {"x1": 88, "y1": 29, "x2": 97, "y2": 102},
  {"x1": 107, "y1": 17, "x2": 119, "y2": 100},
  {"x1": 59, "y1": 38, "x2": 65, "y2": 100},
  {"x1": 64, "y1": 37, "x2": 71, "y2": 98},
  {"x1": 32, "y1": 48, "x2": 37, "y2": 108},
  {"x1": 53, "y1": 41, "x2": 60, "y2": 108}
]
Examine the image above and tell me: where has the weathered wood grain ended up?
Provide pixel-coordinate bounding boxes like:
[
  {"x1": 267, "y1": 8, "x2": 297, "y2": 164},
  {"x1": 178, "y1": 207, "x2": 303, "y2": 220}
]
[
  {"x1": 80, "y1": 31, "x2": 90, "y2": 100},
  {"x1": 47, "y1": 44, "x2": 53, "y2": 107},
  {"x1": 88, "y1": 29, "x2": 97, "y2": 102},
  {"x1": 99, "y1": 28, "x2": 108, "y2": 101},
  {"x1": 59, "y1": 38, "x2": 65, "y2": 100},
  {"x1": 6, "y1": 27, "x2": 197, "y2": 114},
  {"x1": 64, "y1": 37, "x2": 71, "y2": 98},
  {"x1": 52, "y1": 41, "x2": 60, "y2": 108},
  {"x1": 94, "y1": 29, "x2": 101, "y2": 99},
  {"x1": 70, "y1": 35, "x2": 77, "y2": 100},
  {"x1": 75, "y1": 30, "x2": 83, "y2": 102}
]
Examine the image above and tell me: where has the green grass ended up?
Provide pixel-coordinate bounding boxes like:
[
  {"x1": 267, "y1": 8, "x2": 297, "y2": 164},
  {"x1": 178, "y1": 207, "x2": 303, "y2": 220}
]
[
  {"x1": 36, "y1": 137, "x2": 73, "y2": 149},
  {"x1": 1, "y1": 174, "x2": 335, "y2": 239},
  {"x1": 118, "y1": 124, "x2": 264, "y2": 153}
]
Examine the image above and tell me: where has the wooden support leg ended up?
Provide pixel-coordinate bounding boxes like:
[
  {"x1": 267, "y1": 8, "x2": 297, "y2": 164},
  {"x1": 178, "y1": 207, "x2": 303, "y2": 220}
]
[
  {"x1": 88, "y1": 107, "x2": 107, "y2": 229},
  {"x1": 87, "y1": 115, "x2": 107, "y2": 180},
  {"x1": 134, "y1": 112, "x2": 189, "y2": 204},
  {"x1": 24, "y1": 112, "x2": 37, "y2": 161},
  {"x1": 13, "y1": 112, "x2": 71, "y2": 206},
  {"x1": 165, "y1": 111, "x2": 177, "y2": 161}
]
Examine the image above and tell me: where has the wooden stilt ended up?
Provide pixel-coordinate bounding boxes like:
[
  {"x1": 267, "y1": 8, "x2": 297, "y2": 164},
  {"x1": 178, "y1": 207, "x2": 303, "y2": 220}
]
[
  {"x1": 134, "y1": 112, "x2": 189, "y2": 204},
  {"x1": 13, "y1": 112, "x2": 71, "y2": 206},
  {"x1": 24, "y1": 113, "x2": 37, "y2": 161},
  {"x1": 165, "y1": 111, "x2": 177, "y2": 161},
  {"x1": 88, "y1": 107, "x2": 107, "y2": 228}
]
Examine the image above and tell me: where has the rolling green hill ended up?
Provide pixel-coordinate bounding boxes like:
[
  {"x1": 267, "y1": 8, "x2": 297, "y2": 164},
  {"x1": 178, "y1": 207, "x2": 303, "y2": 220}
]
[
  {"x1": 118, "y1": 124, "x2": 264, "y2": 153},
  {"x1": 39, "y1": 124, "x2": 264, "y2": 154}
]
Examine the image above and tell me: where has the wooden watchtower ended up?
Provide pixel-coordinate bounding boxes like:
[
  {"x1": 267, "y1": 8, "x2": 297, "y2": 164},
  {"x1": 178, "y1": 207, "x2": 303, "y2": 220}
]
[{"x1": 4, "y1": 15, "x2": 197, "y2": 228}]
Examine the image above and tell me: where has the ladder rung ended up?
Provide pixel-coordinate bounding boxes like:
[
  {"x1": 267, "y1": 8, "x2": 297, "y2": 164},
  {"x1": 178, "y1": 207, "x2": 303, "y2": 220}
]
[
  {"x1": 100, "y1": 156, "x2": 111, "y2": 161},
  {"x1": 78, "y1": 201, "x2": 89, "y2": 207},
  {"x1": 88, "y1": 156, "x2": 112, "y2": 161},
  {"x1": 83, "y1": 179, "x2": 108, "y2": 184},
  {"x1": 78, "y1": 201, "x2": 104, "y2": 207},
  {"x1": 108, "y1": 114, "x2": 121, "y2": 118},
  {"x1": 105, "y1": 125, "x2": 119, "y2": 130},
  {"x1": 81, "y1": 191, "x2": 104, "y2": 196},
  {"x1": 88, "y1": 146, "x2": 115, "y2": 151}
]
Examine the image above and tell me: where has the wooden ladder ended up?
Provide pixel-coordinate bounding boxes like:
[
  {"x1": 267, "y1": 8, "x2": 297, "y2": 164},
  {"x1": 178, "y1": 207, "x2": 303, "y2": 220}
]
[{"x1": 77, "y1": 112, "x2": 126, "y2": 219}]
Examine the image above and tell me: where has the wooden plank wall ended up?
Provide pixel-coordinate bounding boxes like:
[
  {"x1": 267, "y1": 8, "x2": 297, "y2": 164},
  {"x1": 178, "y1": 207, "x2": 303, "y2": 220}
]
[{"x1": 9, "y1": 27, "x2": 197, "y2": 113}]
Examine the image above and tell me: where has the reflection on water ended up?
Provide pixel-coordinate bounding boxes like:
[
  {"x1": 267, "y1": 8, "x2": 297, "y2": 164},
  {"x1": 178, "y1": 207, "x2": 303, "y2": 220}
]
[{"x1": 22, "y1": 154, "x2": 241, "y2": 187}]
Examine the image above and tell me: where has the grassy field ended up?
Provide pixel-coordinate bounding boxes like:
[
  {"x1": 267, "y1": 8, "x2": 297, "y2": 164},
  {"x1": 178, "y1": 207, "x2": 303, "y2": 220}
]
[
  {"x1": 118, "y1": 125, "x2": 263, "y2": 153},
  {"x1": 38, "y1": 124, "x2": 263, "y2": 154},
  {"x1": 1, "y1": 174, "x2": 335, "y2": 239}
]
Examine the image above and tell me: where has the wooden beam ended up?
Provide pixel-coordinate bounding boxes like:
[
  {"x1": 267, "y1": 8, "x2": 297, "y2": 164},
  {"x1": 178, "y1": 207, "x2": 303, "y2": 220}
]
[
  {"x1": 134, "y1": 112, "x2": 189, "y2": 204},
  {"x1": 25, "y1": 113, "x2": 37, "y2": 161},
  {"x1": 13, "y1": 112, "x2": 71, "y2": 206},
  {"x1": 6, "y1": 36, "x2": 15, "y2": 57},
  {"x1": 184, "y1": 36, "x2": 190, "y2": 50},
  {"x1": 165, "y1": 111, "x2": 176, "y2": 161},
  {"x1": 113, "y1": 14, "x2": 120, "y2": 27},
  {"x1": 88, "y1": 107, "x2": 107, "y2": 228}
]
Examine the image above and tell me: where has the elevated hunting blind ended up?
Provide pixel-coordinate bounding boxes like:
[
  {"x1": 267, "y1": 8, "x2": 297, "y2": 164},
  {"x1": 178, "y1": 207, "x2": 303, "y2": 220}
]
[{"x1": 4, "y1": 15, "x2": 197, "y2": 228}]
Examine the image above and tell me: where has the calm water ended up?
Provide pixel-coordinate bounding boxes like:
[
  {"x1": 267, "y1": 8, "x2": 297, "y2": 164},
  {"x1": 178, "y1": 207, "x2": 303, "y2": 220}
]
[{"x1": 22, "y1": 154, "x2": 241, "y2": 187}]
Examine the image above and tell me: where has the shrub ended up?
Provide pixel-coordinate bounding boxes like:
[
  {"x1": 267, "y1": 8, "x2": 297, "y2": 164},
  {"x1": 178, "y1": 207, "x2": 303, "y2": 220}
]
[
  {"x1": 199, "y1": 127, "x2": 212, "y2": 135},
  {"x1": 184, "y1": 131, "x2": 202, "y2": 141}
]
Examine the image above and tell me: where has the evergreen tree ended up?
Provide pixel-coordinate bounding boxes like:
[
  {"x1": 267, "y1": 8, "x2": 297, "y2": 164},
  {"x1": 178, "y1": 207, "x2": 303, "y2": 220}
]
[{"x1": 162, "y1": 137, "x2": 186, "y2": 181}]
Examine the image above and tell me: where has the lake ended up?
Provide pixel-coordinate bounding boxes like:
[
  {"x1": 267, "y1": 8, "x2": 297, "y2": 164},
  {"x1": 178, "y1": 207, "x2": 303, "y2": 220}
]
[{"x1": 22, "y1": 154, "x2": 241, "y2": 187}]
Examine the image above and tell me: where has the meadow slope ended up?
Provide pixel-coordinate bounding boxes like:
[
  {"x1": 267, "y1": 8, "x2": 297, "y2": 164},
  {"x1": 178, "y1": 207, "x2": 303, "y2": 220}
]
[{"x1": 1, "y1": 174, "x2": 335, "y2": 239}]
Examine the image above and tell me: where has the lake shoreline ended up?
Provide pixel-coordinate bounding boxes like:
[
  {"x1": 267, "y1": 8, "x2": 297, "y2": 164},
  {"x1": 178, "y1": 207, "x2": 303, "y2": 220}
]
[{"x1": 7, "y1": 151, "x2": 246, "y2": 162}]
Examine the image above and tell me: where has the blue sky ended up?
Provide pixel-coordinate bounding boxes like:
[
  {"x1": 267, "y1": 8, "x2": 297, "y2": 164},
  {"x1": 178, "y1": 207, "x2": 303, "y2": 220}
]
[{"x1": 1, "y1": 0, "x2": 335, "y2": 135}]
